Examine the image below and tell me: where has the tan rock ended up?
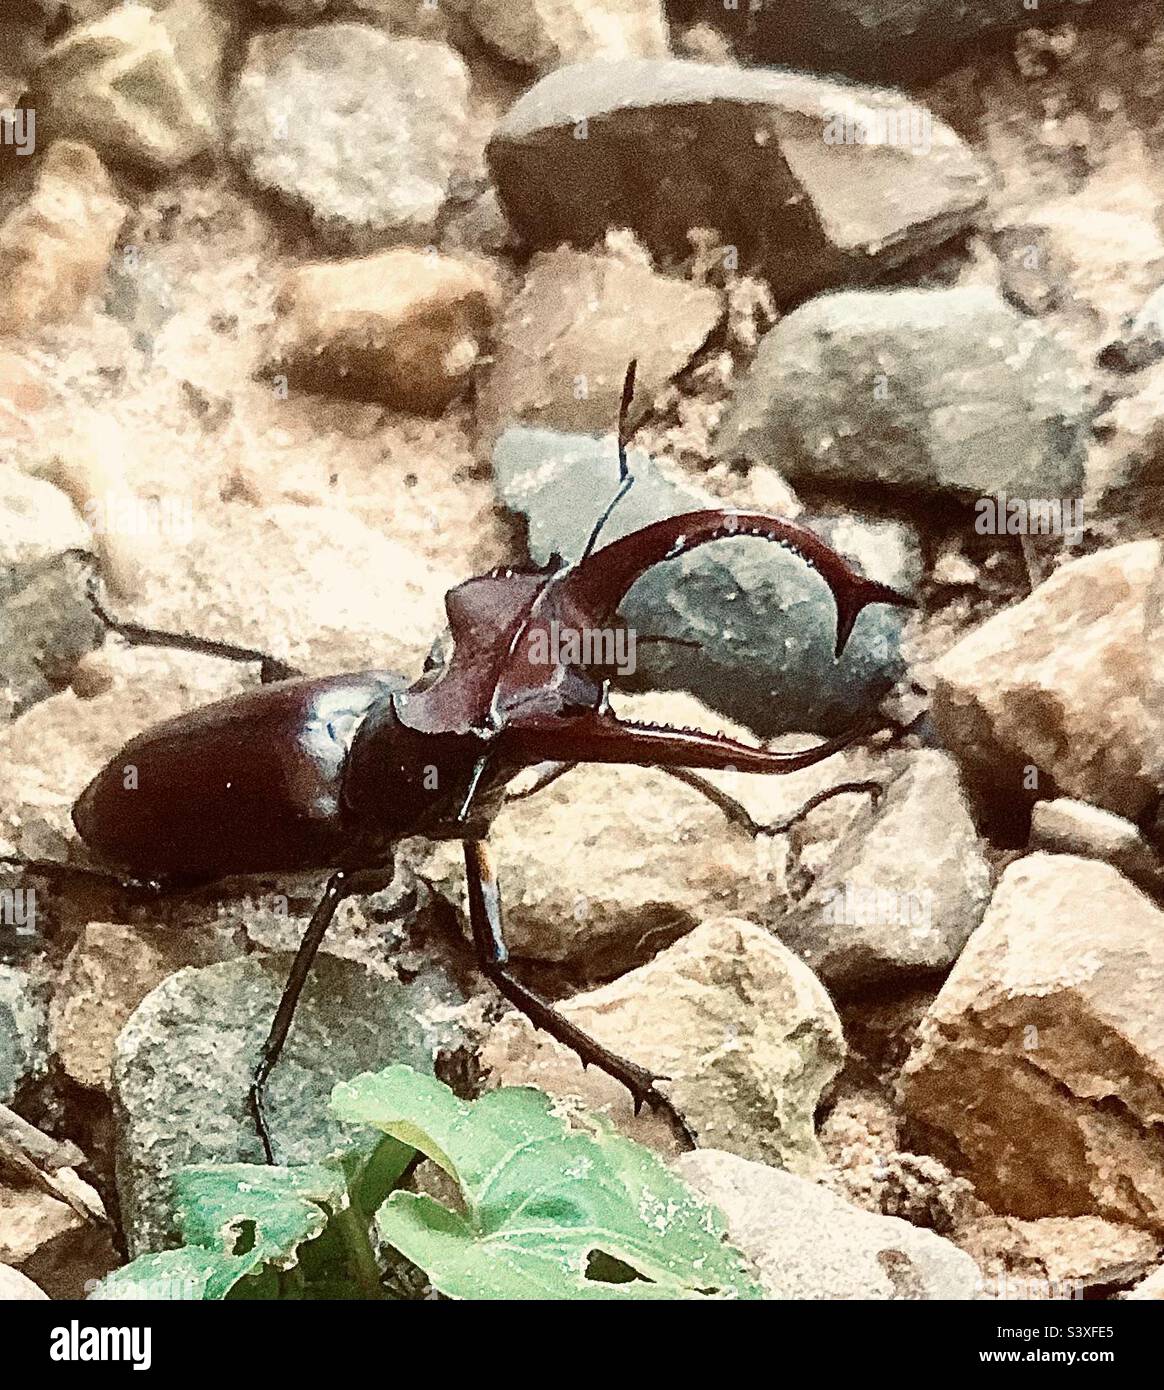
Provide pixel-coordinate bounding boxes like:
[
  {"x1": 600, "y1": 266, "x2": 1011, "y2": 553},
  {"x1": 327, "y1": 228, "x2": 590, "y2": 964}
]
[
  {"x1": 675, "y1": 1148, "x2": 982, "y2": 1300},
  {"x1": 447, "y1": 0, "x2": 669, "y2": 75},
  {"x1": 1029, "y1": 797, "x2": 1161, "y2": 893},
  {"x1": 0, "y1": 1263, "x2": 49, "y2": 1300},
  {"x1": 932, "y1": 541, "x2": 1163, "y2": 819},
  {"x1": 0, "y1": 142, "x2": 127, "y2": 335},
  {"x1": 481, "y1": 916, "x2": 845, "y2": 1170},
  {"x1": 49, "y1": 921, "x2": 238, "y2": 1091},
  {"x1": 267, "y1": 250, "x2": 503, "y2": 413},
  {"x1": 0, "y1": 470, "x2": 88, "y2": 571},
  {"x1": 34, "y1": 4, "x2": 216, "y2": 171},
  {"x1": 413, "y1": 689, "x2": 884, "y2": 972},
  {"x1": 0, "y1": 1184, "x2": 116, "y2": 1300},
  {"x1": 957, "y1": 1216, "x2": 1161, "y2": 1299},
  {"x1": 901, "y1": 854, "x2": 1164, "y2": 1230},
  {"x1": 1125, "y1": 1263, "x2": 1164, "y2": 1299},
  {"x1": 478, "y1": 243, "x2": 723, "y2": 442}
]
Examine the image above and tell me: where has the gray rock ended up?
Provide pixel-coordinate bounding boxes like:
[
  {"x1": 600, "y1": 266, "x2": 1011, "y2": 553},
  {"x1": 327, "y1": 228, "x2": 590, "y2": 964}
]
[
  {"x1": 0, "y1": 966, "x2": 47, "y2": 1104},
  {"x1": 675, "y1": 1148, "x2": 982, "y2": 1299},
  {"x1": 487, "y1": 59, "x2": 986, "y2": 304},
  {"x1": 112, "y1": 951, "x2": 470, "y2": 1255},
  {"x1": 691, "y1": 0, "x2": 1112, "y2": 85},
  {"x1": 716, "y1": 287, "x2": 1091, "y2": 502},
  {"x1": 492, "y1": 427, "x2": 912, "y2": 735},
  {"x1": 231, "y1": 26, "x2": 473, "y2": 251},
  {"x1": 779, "y1": 750, "x2": 992, "y2": 994},
  {"x1": 229, "y1": 0, "x2": 451, "y2": 34},
  {"x1": 0, "y1": 1263, "x2": 49, "y2": 1300},
  {"x1": 0, "y1": 554, "x2": 104, "y2": 724}
]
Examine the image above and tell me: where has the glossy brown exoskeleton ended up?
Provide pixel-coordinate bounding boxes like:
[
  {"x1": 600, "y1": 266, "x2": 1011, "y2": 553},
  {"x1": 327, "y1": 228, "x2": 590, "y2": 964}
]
[{"x1": 6, "y1": 366, "x2": 910, "y2": 1156}]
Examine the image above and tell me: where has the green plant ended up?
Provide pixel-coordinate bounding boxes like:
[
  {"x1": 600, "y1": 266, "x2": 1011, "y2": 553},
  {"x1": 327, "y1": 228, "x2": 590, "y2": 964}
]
[{"x1": 92, "y1": 1066, "x2": 762, "y2": 1301}]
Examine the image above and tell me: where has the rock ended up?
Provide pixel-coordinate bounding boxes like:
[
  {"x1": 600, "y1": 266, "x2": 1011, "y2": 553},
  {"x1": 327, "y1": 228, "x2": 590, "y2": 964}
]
[
  {"x1": 932, "y1": 542, "x2": 1162, "y2": 821},
  {"x1": 901, "y1": 854, "x2": 1164, "y2": 1230},
  {"x1": 0, "y1": 1263, "x2": 49, "y2": 1300},
  {"x1": 49, "y1": 921, "x2": 239, "y2": 1092},
  {"x1": 487, "y1": 60, "x2": 986, "y2": 302},
  {"x1": 231, "y1": 26, "x2": 473, "y2": 251},
  {"x1": 675, "y1": 1148, "x2": 982, "y2": 1299},
  {"x1": 716, "y1": 287, "x2": 1091, "y2": 502},
  {"x1": 1085, "y1": 362, "x2": 1164, "y2": 508},
  {"x1": 266, "y1": 249, "x2": 502, "y2": 413},
  {"x1": 447, "y1": 0, "x2": 668, "y2": 73},
  {"x1": 1125, "y1": 1264, "x2": 1164, "y2": 1300},
  {"x1": 689, "y1": 0, "x2": 1118, "y2": 85},
  {"x1": 0, "y1": 1183, "x2": 117, "y2": 1300},
  {"x1": 414, "y1": 692, "x2": 811, "y2": 970},
  {"x1": 33, "y1": 4, "x2": 216, "y2": 171},
  {"x1": 1030, "y1": 798, "x2": 1161, "y2": 894},
  {"x1": 230, "y1": 0, "x2": 450, "y2": 33},
  {"x1": 478, "y1": 243, "x2": 722, "y2": 443},
  {"x1": 957, "y1": 1215, "x2": 1161, "y2": 1300},
  {"x1": 493, "y1": 427, "x2": 911, "y2": 735},
  {"x1": 0, "y1": 553, "x2": 105, "y2": 724},
  {"x1": 0, "y1": 471, "x2": 88, "y2": 571},
  {"x1": 778, "y1": 750, "x2": 992, "y2": 995},
  {"x1": 0, "y1": 142, "x2": 127, "y2": 335},
  {"x1": 0, "y1": 966, "x2": 47, "y2": 1103},
  {"x1": 113, "y1": 951, "x2": 471, "y2": 1254},
  {"x1": 1100, "y1": 282, "x2": 1164, "y2": 373},
  {"x1": 480, "y1": 916, "x2": 845, "y2": 1170}
]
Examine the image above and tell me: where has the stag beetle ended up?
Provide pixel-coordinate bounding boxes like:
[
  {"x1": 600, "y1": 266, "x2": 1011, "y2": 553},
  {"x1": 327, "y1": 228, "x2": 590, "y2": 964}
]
[{"x1": 3, "y1": 365, "x2": 910, "y2": 1157}]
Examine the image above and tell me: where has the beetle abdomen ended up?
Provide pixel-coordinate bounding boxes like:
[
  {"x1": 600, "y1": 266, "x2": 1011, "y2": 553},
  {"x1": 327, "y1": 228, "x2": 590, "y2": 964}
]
[{"x1": 72, "y1": 672, "x2": 404, "y2": 879}]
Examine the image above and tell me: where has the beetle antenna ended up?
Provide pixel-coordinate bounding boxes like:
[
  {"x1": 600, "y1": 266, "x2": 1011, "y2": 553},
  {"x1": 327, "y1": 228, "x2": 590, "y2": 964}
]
[{"x1": 578, "y1": 360, "x2": 637, "y2": 564}]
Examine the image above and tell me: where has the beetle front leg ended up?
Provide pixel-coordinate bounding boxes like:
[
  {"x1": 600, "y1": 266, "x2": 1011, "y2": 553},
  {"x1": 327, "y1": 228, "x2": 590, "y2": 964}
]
[
  {"x1": 249, "y1": 862, "x2": 393, "y2": 1163},
  {"x1": 462, "y1": 840, "x2": 696, "y2": 1150},
  {"x1": 659, "y1": 768, "x2": 885, "y2": 837}
]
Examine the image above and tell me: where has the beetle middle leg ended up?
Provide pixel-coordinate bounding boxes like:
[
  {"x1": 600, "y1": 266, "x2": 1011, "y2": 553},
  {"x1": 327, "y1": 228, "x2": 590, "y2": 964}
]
[
  {"x1": 74, "y1": 554, "x2": 301, "y2": 684},
  {"x1": 248, "y1": 862, "x2": 394, "y2": 1163},
  {"x1": 462, "y1": 839, "x2": 696, "y2": 1150}
]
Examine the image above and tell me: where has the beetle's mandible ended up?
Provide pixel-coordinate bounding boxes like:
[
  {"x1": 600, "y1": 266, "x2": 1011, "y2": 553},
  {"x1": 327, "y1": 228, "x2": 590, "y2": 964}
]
[{"x1": 3, "y1": 364, "x2": 911, "y2": 1157}]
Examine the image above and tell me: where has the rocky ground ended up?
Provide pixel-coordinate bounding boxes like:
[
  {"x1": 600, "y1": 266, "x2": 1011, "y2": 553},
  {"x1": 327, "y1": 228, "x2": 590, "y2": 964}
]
[{"x1": 3, "y1": 0, "x2": 1164, "y2": 1301}]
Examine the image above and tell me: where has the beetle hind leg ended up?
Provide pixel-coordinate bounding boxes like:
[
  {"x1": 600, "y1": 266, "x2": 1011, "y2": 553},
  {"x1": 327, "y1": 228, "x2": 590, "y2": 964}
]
[{"x1": 462, "y1": 840, "x2": 696, "y2": 1150}]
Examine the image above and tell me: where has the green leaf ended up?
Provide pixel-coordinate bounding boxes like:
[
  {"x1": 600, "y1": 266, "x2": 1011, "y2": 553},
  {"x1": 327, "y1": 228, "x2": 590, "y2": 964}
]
[
  {"x1": 88, "y1": 1247, "x2": 260, "y2": 1301},
  {"x1": 175, "y1": 1162, "x2": 348, "y2": 1271},
  {"x1": 331, "y1": 1067, "x2": 762, "y2": 1301}
]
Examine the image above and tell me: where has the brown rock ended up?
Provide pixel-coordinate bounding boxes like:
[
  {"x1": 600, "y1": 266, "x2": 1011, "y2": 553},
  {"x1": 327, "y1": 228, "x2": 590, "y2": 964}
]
[
  {"x1": 33, "y1": 3, "x2": 216, "y2": 171},
  {"x1": 1029, "y1": 798, "x2": 1161, "y2": 894},
  {"x1": 932, "y1": 542, "x2": 1163, "y2": 820},
  {"x1": 956, "y1": 1215, "x2": 1161, "y2": 1299},
  {"x1": 478, "y1": 242, "x2": 722, "y2": 443},
  {"x1": 901, "y1": 854, "x2": 1164, "y2": 1230},
  {"x1": 266, "y1": 249, "x2": 502, "y2": 413},
  {"x1": 0, "y1": 142, "x2": 127, "y2": 335},
  {"x1": 488, "y1": 60, "x2": 986, "y2": 302},
  {"x1": 480, "y1": 916, "x2": 845, "y2": 1170}
]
